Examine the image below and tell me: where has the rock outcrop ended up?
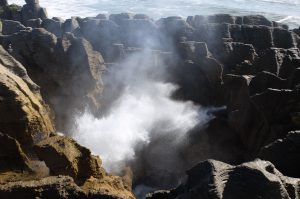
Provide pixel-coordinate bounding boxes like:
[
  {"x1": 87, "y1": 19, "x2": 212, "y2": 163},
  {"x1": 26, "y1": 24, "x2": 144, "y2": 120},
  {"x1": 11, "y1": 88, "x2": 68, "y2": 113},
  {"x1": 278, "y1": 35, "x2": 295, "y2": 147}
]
[
  {"x1": 259, "y1": 130, "x2": 300, "y2": 178},
  {"x1": 34, "y1": 134, "x2": 105, "y2": 184},
  {"x1": 0, "y1": 28, "x2": 105, "y2": 132},
  {"x1": 1, "y1": 2, "x2": 300, "y2": 198},
  {"x1": 0, "y1": 132, "x2": 30, "y2": 171},
  {"x1": 0, "y1": 45, "x2": 55, "y2": 145},
  {"x1": 147, "y1": 159, "x2": 300, "y2": 199}
]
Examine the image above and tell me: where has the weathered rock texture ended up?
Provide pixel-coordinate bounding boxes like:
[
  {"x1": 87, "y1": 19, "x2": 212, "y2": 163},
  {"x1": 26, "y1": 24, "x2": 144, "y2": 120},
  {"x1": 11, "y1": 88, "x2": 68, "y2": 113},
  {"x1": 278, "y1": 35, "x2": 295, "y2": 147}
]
[
  {"x1": 0, "y1": 45, "x2": 55, "y2": 145},
  {"x1": 147, "y1": 159, "x2": 300, "y2": 199},
  {"x1": 34, "y1": 135, "x2": 105, "y2": 184},
  {"x1": 0, "y1": 28, "x2": 105, "y2": 132}
]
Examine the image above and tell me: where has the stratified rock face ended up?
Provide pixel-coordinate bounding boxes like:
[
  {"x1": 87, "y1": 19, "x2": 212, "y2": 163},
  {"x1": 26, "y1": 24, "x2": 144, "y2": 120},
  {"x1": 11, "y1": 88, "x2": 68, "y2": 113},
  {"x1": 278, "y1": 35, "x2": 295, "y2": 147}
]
[
  {"x1": 147, "y1": 159, "x2": 300, "y2": 199},
  {"x1": 0, "y1": 46, "x2": 55, "y2": 145},
  {"x1": 259, "y1": 131, "x2": 300, "y2": 178},
  {"x1": 0, "y1": 175, "x2": 135, "y2": 199},
  {"x1": 34, "y1": 135, "x2": 105, "y2": 184},
  {"x1": 33, "y1": 134, "x2": 136, "y2": 198},
  {"x1": 0, "y1": 176, "x2": 86, "y2": 199},
  {"x1": 0, "y1": 28, "x2": 105, "y2": 132},
  {"x1": 0, "y1": 132, "x2": 30, "y2": 171}
]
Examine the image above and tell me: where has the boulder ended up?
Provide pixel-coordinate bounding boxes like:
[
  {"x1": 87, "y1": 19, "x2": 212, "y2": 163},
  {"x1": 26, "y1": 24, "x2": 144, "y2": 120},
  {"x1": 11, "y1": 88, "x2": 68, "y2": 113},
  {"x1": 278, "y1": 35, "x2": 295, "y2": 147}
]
[
  {"x1": 249, "y1": 71, "x2": 288, "y2": 95},
  {"x1": 1, "y1": 20, "x2": 27, "y2": 35},
  {"x1": 0, "y1": 45, "x2": 55, "y2": 145},
  {"x1": 34, "y1": 135, "x2": 105, "y2": 184},
  {"x1": 0, "y1": 132, "x2": 30, "y2": 171},
  {"x1": 259, "y1": 131, "x2": 300, "y2": 178},
  {"x1": 148, "y1": 159, "x2": 299, "y2": 199}
]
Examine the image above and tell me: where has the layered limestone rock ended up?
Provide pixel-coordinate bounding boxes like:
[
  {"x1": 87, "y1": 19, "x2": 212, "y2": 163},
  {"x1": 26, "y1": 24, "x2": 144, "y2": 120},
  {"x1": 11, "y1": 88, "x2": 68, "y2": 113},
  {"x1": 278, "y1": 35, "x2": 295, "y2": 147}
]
[
  {"x1": 0, "y1": 45, "x2": 55, "y2": 145},
  {"x1": 147, "y1": 159, "x2": 300, "y2": 199},
  {"x1": 259, "y1": 130, "x2": 300, "y2": 178},
  {"x1": 0, "y1": 28, "x2": 105, "y2": 132},
  {"x1": 0, "y1": 132, "x2": 30, "y2": 171},
  {"x1": 34, "y1": 134, "x2": 105, "y2": 184},
  {"x1": 33, "y1": 134, "x2": 135, "y2": 198}
]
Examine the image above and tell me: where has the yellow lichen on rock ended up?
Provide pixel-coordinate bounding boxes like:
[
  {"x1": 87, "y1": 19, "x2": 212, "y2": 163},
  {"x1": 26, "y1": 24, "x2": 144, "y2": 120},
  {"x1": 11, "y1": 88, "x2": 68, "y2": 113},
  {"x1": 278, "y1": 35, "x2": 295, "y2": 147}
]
[{"x1": 0, "y1": 60, "x2": 55, "y2": 145}]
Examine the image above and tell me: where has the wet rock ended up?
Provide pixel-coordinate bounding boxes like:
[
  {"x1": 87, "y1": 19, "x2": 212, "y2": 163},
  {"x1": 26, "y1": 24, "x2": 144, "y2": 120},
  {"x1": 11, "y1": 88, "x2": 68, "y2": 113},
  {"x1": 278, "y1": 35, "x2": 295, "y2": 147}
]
[
  {"x1": 173, "y1": 57, "x2": 223, "y2": 106},
  {"x1": 0, "y1": 132, "x2": 30, "y2": 171},
  {"x1": 219, "y1": 42, "x2": 257, "y2": 74},
  {"x1": 148, "y1": 159, "x2": 299, "y2": 199},
  {"x1": 273, "y1": 27, "x2": 296, "y2": 49},
  {"x1": 178, "y1": 41, "x2": 210, "y2": 61},
  {"x1": 259, "y1": 131, "x2": 300, "y2": 178},
  {"x1": 255, "y1": 48, "x2": 300, "y2": 76},
  {"x1": 229, "y1": 88, "x2": 300, "y2": 156},
  {"x1": 242, "y1": 25, "x2": 273, "y2": 51},
  {"x1": 249, "y1": 71, "x2": 288, "y2": 95},
  {"x1": 1, "y1": 20, "x2": 26, "y2": 35},
  {"x1": 0, "y1": 45, "x2": 55, "y2": 145},
  {"x1": 243, "y1": 15, "x2": 273, "y2": 26},
  {"x1": 191, "y1": 23, "x2": 231, "y2": 53},
  {"x1": 223, "y1": 74, "x2": 250, "y2": 112}
]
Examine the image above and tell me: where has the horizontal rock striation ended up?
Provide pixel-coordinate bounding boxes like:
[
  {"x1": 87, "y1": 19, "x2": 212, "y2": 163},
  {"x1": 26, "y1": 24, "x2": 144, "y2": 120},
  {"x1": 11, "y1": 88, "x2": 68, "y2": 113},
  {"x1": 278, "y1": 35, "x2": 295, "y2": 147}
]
[{"x1": 0, "y1": 0, "x2": 300, "y2": 198}]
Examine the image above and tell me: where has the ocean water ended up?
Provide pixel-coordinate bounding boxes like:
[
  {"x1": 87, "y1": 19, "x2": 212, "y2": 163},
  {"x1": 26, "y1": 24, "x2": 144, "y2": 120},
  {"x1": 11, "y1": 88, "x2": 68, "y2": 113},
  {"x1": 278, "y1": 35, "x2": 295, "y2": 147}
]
[{"x1": 9, "y1": 0, "x2": 300, "y2": 28}]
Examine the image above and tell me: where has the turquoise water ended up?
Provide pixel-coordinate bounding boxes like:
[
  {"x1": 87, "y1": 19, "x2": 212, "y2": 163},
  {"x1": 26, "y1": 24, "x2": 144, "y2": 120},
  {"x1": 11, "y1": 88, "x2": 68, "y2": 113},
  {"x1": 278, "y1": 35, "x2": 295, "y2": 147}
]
[{"x1": 9, "y1": 0, "x2": 300, "y2": 28}]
